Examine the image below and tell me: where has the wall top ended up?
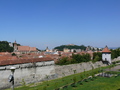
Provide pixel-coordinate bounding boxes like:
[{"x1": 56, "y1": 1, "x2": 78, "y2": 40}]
[{"x1": 0, "y1": 58, "x2": 53, "y2": 66}]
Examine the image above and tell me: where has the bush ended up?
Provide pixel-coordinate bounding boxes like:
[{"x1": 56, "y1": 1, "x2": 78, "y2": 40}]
[
  {"x1": 56, "y1": 54, "x2": 91, "y2": 65},
  {"x1": 12, "y1": 53, "x2": 16, "y2": 56}
]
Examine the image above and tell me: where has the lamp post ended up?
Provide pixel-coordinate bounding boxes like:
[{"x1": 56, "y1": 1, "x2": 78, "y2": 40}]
[{"x1": 10, "y1": 67, "x2": 16, "y2": 90}]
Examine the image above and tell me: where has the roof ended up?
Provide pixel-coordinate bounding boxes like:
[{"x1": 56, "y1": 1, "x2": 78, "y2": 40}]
[
  {"x1": 102, "y1": 46, "x2": 111, "y2": 53},
  {"x1": 17, "y1": 46, "x2": 37, "y2": 51},
  {"x1": 29, "y1": 47, "x2": 37, "y2": 51},
  {"x1": 0, "y1": 58, "x2": 53, "y2": 66}
]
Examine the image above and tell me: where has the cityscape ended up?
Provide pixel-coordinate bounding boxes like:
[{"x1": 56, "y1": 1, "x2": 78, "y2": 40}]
[{"x1": 0, "y1": 0, "x2": 120, "y2": 90}]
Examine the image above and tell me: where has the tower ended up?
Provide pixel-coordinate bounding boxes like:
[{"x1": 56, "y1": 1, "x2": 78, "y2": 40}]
[
  {"x1": 13, "y1": 40, "x2": 18, "y2": 52},
  {"x1": 46, "y1": 46, "x2": 49, "y2": 52},
  {"x1": 102, "y1": 46, "x2": 111, "y2": 64}
]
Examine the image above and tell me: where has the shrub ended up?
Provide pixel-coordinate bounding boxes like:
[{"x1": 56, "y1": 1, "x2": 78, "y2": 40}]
[{"x1": 12, "y1": 53, "x2": 16, "y2": 56}]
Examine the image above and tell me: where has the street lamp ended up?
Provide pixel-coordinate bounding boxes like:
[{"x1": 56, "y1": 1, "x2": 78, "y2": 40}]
[{"x1": 10, "y1": 67, "x2": 16, "y2": 90}]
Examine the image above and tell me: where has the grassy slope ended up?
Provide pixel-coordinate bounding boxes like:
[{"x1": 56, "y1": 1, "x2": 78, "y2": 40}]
[{"x1": 70, "y1": 76, "x2": 120, "y2": 90}]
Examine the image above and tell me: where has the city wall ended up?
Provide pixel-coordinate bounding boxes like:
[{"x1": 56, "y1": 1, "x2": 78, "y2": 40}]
[
  {"x1": 55, "y1": 61, "x2": 106, "y2": 78},
  {"x1": 0, "y1": 61, "x2": 55, "y2": 90},
  {"x1": 0, "y1": 57, "x2": 120, "y2": 90}
]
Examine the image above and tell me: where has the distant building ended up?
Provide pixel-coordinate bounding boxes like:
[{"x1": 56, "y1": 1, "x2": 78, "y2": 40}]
[
  {"x1": 63, "y1": 48, "x2": 70, "y2": 52},
  {"x1": 71, "y1": 49, "x2": 81, "y2": 52},
  {"x1": 13, "y1": 40, "x2": 18, "y2": 52},
  {"x1": 13, "y1": 41, "x2": 38, "y2": 54},
  {"x1": 102, "y1": 46, "x2": 111, "y2": 64},
  {"x1": 66, "y1": 44, "x2": 75, "y2": 46},
  {"x1": 46, "y1": 46, "x2": 49, "y2": 52},
  {"x1": 17, "y1": 46, "x2": 37, "y2": 54},
  {"x1": 9, "y1": 42, "x2": 13, "y2": 47}
]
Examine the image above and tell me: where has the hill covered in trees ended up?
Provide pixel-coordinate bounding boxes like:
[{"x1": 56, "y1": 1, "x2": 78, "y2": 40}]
[
  {"x1": 0, "y1": 41, "x2": 14, "y2": 52},
  {"x1": 54, "y1": 45, "x2": 87, "y2": 51}
]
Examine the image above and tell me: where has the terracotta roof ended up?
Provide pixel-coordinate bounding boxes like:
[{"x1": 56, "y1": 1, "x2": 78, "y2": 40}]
[
  {"x1": 0, "y1": 58, "x2": 53, "y2": 66},
  {"x1": 29, "y1": 47, "x2": 37, "y2": 51},
  {"x1": 0, "y1": 55, "x2": 18, "y2": 61},
  {"x1": 102, "y1": 46, "x2": 111, "y2": 53},
  {"x1": 0, "y1": 52, "x2": 11, "y2": 55},
  {"x1": 17, "y1": 46, "x2": 37, "y2": 51}
]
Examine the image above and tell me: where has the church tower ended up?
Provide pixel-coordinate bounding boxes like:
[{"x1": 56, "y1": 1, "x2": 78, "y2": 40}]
[
  {"x1": 46, "y1": 46, "x2": 49, "y2": 52},
  {"x1": 102, "y1": 46, "x2": 111, "y2": 64},
  {"x1": 13, "y1": 40, "x2": 18, "y2": 52}
]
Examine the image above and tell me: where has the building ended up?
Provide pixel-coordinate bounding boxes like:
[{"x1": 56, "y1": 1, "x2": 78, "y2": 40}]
[
  {"x1": 13, "y1": 41, "x2": 38, "y2": 54},
  {"x1": 102, "y1": 46, "x2": 111, "y2": 64},
  {"x1": 63, "y1": 48, "x2": 70, "y2": 52},
  {"x1": 13, "y1": 41, "x2": 18, "y2": 52},
  {"x1": 17, "y1": 46, "x2": 37, "y2": 54},
  {"x1": 9, "y1": 42, "x2": 13, "y2": 47}
]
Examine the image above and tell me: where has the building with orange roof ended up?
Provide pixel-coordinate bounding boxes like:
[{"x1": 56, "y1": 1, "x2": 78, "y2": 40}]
[
  {"x1": 102, "y1": 46, "x2": 111, "y2": 64},
  {"x1": 13, "y1": 41, "x2": 38, "y2": 54}
]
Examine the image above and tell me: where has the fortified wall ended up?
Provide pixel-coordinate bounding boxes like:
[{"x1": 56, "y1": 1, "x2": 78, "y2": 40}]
[
  {"x1": 0, "y1": 57, "x2": 120, "y2": 90},
  {"x1": 55, "y1": 56, "x2": 120, "y2": 78},
  {"x1": 55, "y1": 61, "x2": 106, "y2": 78},
  {"x1": 0, "y1": 58, "x2": 55, "y2": 90}
]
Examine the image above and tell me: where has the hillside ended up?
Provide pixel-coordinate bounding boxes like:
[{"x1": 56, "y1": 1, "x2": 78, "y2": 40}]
[{"x1": 54, "y1": 44, "x2": 86, "y2": 51}]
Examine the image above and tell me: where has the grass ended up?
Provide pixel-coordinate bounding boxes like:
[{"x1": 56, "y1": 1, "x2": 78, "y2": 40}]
[
  {"x1": 105, "y1": 71, "x2": 120, "y2": 74},
  {"x1": 67, "y1": 76, "x2": 120, "y2": 90},
  {"x1": 6, "y1": 64, "x2": 119, "y2": 90},
  {"x1": 13, "y1": 76, "x2": 120, "y2": 90}
]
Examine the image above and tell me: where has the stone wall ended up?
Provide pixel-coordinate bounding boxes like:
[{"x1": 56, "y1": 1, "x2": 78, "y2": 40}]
[
  {"x1": 55, "y1": 61, "x2": 107, "y2": 78},
  {"x1": 55, "y1": 57, "x2": 120, "y2": 78},
  {"x1": 112, "y1": 56, "x2": 120, "y2": 62},
  {"x1": 0, "y1": 60, "x2": 115, "y2": 90},
  {"x1": 0, "y1": 61, "x2": 55, "y2": 90}
]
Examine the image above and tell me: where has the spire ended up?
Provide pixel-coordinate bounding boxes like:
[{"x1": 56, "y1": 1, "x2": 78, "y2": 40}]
[{"x1": 14, "y1": 40, "x2": 16, "y2": 43}]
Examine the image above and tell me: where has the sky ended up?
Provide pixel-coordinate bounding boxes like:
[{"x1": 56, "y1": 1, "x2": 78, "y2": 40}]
[{"x1": 0, "y1": 0, "x2": 120, "y2": 49}]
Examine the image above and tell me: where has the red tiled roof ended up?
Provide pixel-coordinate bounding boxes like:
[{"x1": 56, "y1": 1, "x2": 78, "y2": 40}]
[
  {"x1": 18, "y1": 46, "x2": 29, "y2": 51},
  {"x1": 17, "y1": 46, "x2": 37, "y2": 51},
  {"x1": 29, "y1": 47, "x2": 37, "y2": 51},
  {"x1": 0, "y1": 52, "x2": 11, "y2": 55},
  {"x1": 102, "y1": 46, "x2": 111, "y2": 53},
  {"x1": 0, "y1": 55, "x2": 18, "y2": 61},
  {"x1": 0, "y1": 58, "x2": 53, "y2": 66}
]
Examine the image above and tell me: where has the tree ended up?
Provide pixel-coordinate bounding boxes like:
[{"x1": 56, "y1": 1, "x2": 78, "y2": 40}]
[
  {"x1": 0, "y1": 41, "x2": 14, "y2": 52},
  {"x1": 54, "y1": 45, "x2": 86, "y2": 51},
  {"x1": 93, "y1": 55, "x2": 100, "y2": 62},
  {"x1": 111, "y1": 48, "x2": 120, "y2": 59},
  {"x1": 12, "y1": 53, "x2": 16, "y2": 56},
  {"x1": 93, "y1": 52, "x2": 102, "y2": 61}
]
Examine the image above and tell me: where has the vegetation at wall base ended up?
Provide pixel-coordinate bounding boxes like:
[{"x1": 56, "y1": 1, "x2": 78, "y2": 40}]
[
  {"x1": 56, "y1": 48, "x2": 120, "y2": 65},
  {"x1": 92, "y1": 52, "x2": 102, "y2": 62},
  {"x1": 56, "y1": 52, "x2": 102, "y2": 65},
  {"x1": 111, "y1": 48, "x2": 120, "y2": 59}
]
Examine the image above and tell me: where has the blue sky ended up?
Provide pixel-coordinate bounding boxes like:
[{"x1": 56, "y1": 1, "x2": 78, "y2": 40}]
[{"x1": 0, "y1": 0, "x2": 120, "y2": 49}]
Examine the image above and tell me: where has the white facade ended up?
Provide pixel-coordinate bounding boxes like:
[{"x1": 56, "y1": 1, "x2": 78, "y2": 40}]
[{"x1": 102, "y1": 53, "x2": 111, "y2": 64}]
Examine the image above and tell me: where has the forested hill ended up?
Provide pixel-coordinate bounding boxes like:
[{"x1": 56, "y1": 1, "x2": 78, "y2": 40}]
[
  {"x1": 54, "y1": 45, "x2": 86, "y2": 51},
  {"x1": 0, "y1": 41, "x2": 13, "y2": 52}
]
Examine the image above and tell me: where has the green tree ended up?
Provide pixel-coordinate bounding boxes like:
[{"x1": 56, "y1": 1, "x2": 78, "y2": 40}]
[
  {"x1": 0, "y1": 41, "x2": 13, "y2": 52},
  {"x1": 54, "y1": 45, "x2": 86, "y2": 51},
  {"x1": 93, "y1": 52, "x2": 102, "y2": 61}
]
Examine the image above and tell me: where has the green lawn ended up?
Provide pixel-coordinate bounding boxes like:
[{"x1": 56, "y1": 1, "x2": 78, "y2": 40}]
[
  {"x1": 65, "y1": 76, "x2": 120, "y2": 90},
  {"x1": 11, "y1": 76, "x2": 120, "y2": 90}
]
